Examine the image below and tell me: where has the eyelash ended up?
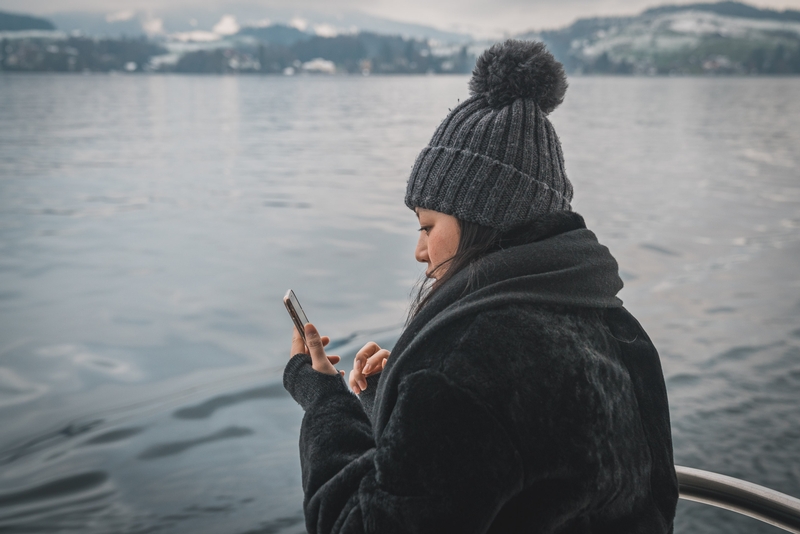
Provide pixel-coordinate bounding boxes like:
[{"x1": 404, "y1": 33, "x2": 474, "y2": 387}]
[{"x1": 418, "y1": 226, "x2": 430, "y2": 234}]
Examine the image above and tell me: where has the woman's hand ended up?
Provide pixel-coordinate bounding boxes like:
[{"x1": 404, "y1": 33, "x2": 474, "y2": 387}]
[
  {"x1": 349, "y1": 342, "x2": 390, "y2": 394},
  {"x1": 291, "y1": 323, "x2": 343, "y2": 376}
]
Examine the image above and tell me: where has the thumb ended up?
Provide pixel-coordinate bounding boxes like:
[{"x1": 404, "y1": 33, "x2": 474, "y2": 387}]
[
  {"x1": 305, "y1": 323, "x2": 337, "y2": 376},
  {"x1": 304, "y1": 323, "x2": 326, "y2": 360}
]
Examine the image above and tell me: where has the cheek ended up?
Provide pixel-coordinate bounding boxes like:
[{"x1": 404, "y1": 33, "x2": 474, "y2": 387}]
[{"x1": 429, "y1": 233, "x2": 455, "y2": 264}]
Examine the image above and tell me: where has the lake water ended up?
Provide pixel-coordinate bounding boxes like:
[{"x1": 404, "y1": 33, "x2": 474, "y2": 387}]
[{"x1": 0, "y1": 73, "x2": 799, "y2": 533}]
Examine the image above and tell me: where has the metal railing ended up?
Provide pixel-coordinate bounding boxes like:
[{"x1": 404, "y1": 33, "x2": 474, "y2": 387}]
[{"x1": 677, "y1": 466, "x2": 800, "y2": 533}]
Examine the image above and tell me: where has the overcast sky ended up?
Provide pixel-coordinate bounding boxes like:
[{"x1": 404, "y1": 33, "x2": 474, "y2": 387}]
[{"x1": 5, "y1": 0, "x2": 800, "y2": 34}]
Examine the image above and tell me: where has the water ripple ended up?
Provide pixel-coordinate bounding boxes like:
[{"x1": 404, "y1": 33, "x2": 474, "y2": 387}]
[
  {"x1": 81, "y1": 427, "x2": 146, "y2": 447},
  {"x1": 0, "y1": 471, "x2": 109, "y2": 508},
  {"x1": 137, "y1": 426, "x2": 254, "y2": 460},
  {"x1": 173, "y1": 384, "x2": 287, "y2": 420}
]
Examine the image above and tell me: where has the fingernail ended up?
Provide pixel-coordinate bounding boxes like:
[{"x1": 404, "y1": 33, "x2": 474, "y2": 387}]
[
  {"x1": 358, "y1": 379, "x2": 367, "y2": 390},
  {"x1": 363, "y1": 364, "x2": 371, "y2": 373},
  {"x1": 355, "y1": 359, "x2": 363, "y2": 370}
]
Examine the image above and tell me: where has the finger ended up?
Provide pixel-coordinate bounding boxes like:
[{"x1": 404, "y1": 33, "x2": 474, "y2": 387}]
[
  {"x1": 349, "y1": 370, "x2": 361, "y2": 394},
  {"x1": 363, "y1": 349, "x2": 390, "y2": 375},
  {"x1": 354, "y1": 342, "x2": 380, "y2": 371},
  {"x1": 321, "y1": 336, "x2": 330, "y2": 347},
  {"x1": 304, "y1": 323, "x2": 325, "y2": 355},
  {"x1": 327, "y1": 355, "x2": 341, "y2": 364},
  {"x1": 349, "y1": 369, "x2": 366, "y2": 394},
  {"x1": 382, "y1": 358, "x2": 387, "y2": 368},
  {"x1": 356, "y1": 342, "x2": 381, "y2": 358},
  {"x1": 350, "y1": 366, "x2": 368, "y2": 392},
  {"x1": 291, "y1": 327, "x2": 305, "y2": 356}
]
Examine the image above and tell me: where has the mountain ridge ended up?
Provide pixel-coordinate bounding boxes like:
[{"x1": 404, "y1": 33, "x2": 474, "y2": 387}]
[
  {"x1": 516, "y1": 1, "x2": 800, "y2": 74},
  {"x1": 0, "y1": 10, "x2": 55, "y2": 31},
  {"x1": 2, "y1": 2, "x2": 799, "y2": 75},
  {"x1": 642, "y1": 1, "x2": 800, "y2": 22},
  {"x1": 40, "y1": 7, "x2": 471, "y2": 44}
]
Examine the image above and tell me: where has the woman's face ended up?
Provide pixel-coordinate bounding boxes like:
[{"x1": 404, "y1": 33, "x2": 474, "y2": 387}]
[{"x1": 414, "y1": 208, "x2": 460, "y2": 279}]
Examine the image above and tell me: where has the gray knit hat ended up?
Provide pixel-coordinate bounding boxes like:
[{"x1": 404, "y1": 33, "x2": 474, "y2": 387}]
[{"x1": 405, "y1": 40, "x2": 572, "y2": 231}]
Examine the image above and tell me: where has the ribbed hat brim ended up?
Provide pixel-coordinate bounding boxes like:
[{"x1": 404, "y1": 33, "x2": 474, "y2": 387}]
[{"x1": 405, "y1": 145, "x2": 572, "y2": 231}]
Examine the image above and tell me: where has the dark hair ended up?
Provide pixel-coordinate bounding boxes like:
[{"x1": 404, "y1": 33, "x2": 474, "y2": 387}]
[
  {"x1": 408, "y1": 219, "x2": 504, "y2": 321},
  {"x1": 407, "y1": 211, "x2": 577, "y2": 321}
]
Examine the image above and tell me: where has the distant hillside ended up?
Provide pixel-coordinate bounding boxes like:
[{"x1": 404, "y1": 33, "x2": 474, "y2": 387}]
[
  {"x1": 519, "y1": 1, "x2": 800, "y2": 74},
  {"x1": 237, "y1": 24, "x2": 309, "y2": 47},
  {"x1": 643, "y1": 1, "x2": 800, "y2": 22},
  {"x1": 174, "y1": 32, "x2": 472, "y2": 74},
  {"x1": 47, "y1": 11, "x2": 144, "y2": 37},
  {"x1": 4, "y1": 1, "x2": 800, "y2": 75},
  {"x1": 1, "y1": 37, "x2": 166, "y2": 72},
  {"x1": 46, "y1": 7, "x2": 471, "y2": 43},
  {"x1": 0, "y1": 21, "x2": 470, "y2": 75},
  {"x1": 0, "y1": 10, "x2": 55, "y2": 31}
]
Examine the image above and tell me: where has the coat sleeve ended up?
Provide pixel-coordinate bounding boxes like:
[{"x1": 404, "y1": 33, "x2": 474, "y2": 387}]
[{"x1": 283, "y1": 354, "x2": 524, "y2": 534}]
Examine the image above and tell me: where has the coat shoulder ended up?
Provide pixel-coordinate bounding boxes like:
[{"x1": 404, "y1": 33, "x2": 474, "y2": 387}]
[{"x1": 439, "y1": 303, "x2": 618, "y2": 378}]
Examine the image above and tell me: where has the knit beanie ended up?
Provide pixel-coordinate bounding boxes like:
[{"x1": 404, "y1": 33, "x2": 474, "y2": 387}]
[{"x1": 405, "y1": 40, "x2": 572, "y2": 231}]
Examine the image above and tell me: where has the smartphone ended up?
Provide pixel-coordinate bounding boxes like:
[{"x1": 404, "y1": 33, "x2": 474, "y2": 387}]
[{"x1": 284, "y1": 289, "x2": 310, "y2": 344}]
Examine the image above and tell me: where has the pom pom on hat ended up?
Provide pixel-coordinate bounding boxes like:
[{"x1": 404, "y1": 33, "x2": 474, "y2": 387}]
[{"x1": 469, "y1": 39, "x2": 568, "y2": 113}]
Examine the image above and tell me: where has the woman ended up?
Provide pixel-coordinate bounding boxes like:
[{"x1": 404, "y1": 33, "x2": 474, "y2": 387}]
[{"x1": 284, "y1": 40, "x2": 678, "y2": 533}]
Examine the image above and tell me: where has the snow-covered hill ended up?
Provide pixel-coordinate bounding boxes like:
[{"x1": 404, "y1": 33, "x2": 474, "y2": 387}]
[{"x1": 519, "y1": 2, "x2": 800, "y2": 74}]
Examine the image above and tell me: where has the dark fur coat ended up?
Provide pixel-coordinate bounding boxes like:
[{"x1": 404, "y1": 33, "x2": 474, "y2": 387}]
[{"x1": 283, "y1": 212, "x2": 678, "y2": 533}]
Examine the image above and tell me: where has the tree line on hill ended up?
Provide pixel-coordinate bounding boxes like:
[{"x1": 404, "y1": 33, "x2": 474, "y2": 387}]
[
  {"x1": 3, "y1": 3, "x2": 800, "y2": 75},
  {"x1": 0, "y1": 28, "x2": 472, "y2": 75},
  {"x1": 1, "y1": 36, "x2": 166, "y2": 72},
  {"x1": 537, "y1": 27, "x2": 800, "y2": 75},
  {"x1": 527, "y1": 1, "x2": 800, "y2": 75},
  {"x1": 175, "y1": 32, "x2": 471, "y2": 74}
]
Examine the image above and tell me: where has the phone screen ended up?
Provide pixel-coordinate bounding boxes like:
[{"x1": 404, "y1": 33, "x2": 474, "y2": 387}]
[{"x1": 284, "y1": 289, "x2": 309, "y2": 341}]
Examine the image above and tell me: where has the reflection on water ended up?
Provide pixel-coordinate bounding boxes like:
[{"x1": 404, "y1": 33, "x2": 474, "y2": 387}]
[{"x1": 0, "y1": 74, "x2": 799, "y2": 533}]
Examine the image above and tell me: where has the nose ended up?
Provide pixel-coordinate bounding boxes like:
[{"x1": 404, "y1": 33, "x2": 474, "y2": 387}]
[{"x1": 415, "y1": 232, "x2": 428, "y2": 264}]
